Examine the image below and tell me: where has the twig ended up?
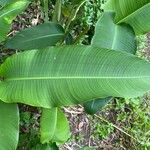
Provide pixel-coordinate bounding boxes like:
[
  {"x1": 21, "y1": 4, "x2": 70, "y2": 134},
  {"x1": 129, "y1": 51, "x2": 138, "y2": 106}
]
[
  {"x1": 52, "y1": 0, "x2": 61, "y2": 23},
  {"x1": 65, "y1": 0, "x2": 86, "y2": 32},
  {"x1": 94, "y1": 114, "x2": 139, "y2": 142},
  {"x1": 64, "y1": 144, "x2": 73, "y2": 150},
  {"x1": 63, "y1": 107, "x2": 83, "y2": 114},
  {"x1": 43, "y1": 0, "x2": 49, "y2": 22}
]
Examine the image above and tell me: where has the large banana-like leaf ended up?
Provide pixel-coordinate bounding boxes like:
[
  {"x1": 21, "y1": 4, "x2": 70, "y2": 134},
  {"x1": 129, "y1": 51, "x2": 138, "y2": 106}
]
[
  {"x1": 105, "y1": 0, "x2": 150, "y2": 35},
  {"x1": 0, "y1": 0, "x2": 29, "y2": 42},
  {"x1": 83, "y1": 97, "x2": 112, "y2": 115},
  {"x1": 31, "y1": 143, "x2": 59, "y2": 150},
  {"x1": 6, "y1": 22, "x2": 65, "y2": 50},
  {"x1": 91, "y1": 12, "x2": 136, "y2": 54},
  {"x1": 0, "y1": 101, "x2": 19, "y2": 150},
  {"x1": 0, "y1": 0, "x2": 17, "y2": 7},
  {"x1": 0, "y1": 46, "x2": 150, "y2": 107},
  {"x1": 40, "y1": 108, "x2": 70, "y2": 144}
]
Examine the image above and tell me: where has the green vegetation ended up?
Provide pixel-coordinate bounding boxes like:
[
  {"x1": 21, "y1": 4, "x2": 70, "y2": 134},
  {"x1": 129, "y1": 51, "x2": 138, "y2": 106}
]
[{"x1": 0, "y1": 0, "x2": 150, "y2": 149}]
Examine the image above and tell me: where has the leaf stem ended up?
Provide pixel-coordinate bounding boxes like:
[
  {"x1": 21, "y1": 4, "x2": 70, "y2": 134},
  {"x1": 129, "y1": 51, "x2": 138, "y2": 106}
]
[
  {"x1": 43, "y1": 0, "x2": 49, "y2": 22},
  {"x1": 65, "y1": 0, "x2": 86, "y2": 32},
  {"x1": 94, "y1": 114, "x2": 139, "y2": 142},
  {"x1": 52, "y1": 0, "x2": 61, "y2": 23}
]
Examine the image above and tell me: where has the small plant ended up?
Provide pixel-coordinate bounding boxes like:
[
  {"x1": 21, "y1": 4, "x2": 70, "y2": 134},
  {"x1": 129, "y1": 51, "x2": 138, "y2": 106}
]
[{"x1": 0, "y1": 0, "x2": 150, "y2": 149}]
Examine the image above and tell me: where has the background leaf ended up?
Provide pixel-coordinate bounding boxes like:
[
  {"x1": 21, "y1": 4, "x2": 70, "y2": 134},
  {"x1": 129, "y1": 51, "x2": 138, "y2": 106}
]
[
  {"x1": 91, "y1": 12, "x2": 137, "y2": 54},
  {"x1": 6, "y1": 22, "x2": 65, "y2": 50},
  {"x1": 83, "y1": 97, "x2": 112, "y2": 115},
  {"x1": 0, "y1": 0, "x2": 18, "y2": 7},
  {"x1": 40, "y1": 108, "x2": 70, "y2": 144},
  {"x1": 0, "y1": 0, "x2": 29, "y2": 42},
  {"x1": 31, "y1": 143, "x2": 59, "y2": 150},
  {"x1": 0, "y1": 46, "x2": 150, "y2": 107},
  {"x1": 0, "y1": 101, "x2": 19, "y2": 150},
  {"x1": 105, "y1": 0, "x2": 150, "y2": 35}
]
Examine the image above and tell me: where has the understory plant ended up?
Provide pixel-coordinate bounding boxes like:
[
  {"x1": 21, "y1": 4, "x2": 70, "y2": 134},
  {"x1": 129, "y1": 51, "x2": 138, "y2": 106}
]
[{"x1": 0, "y1": 0, "x2": 150, "y2": 149}]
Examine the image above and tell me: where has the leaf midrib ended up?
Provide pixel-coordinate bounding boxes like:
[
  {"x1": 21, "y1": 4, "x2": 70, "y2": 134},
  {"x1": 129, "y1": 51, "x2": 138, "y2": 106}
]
[
  {"x1": 0, "y1": 1, "x2": 27, "y2": 18},
  {"x1": 0, "y1": 8, "x2": 17, "y2": 18},
  {"x1": 19, "y1": 33, "x2": 64, "y2": 44},
  {"x1": 50, "y1": 108, "x2": 57, "y2": 141},
  {"x1": 117, "y1": 2, "x2": 150, "y2": 24},
  {"x1": 5, "y1": 76, "x2": 150, "y2": 81},
  {"x1": 112, "y1": 25, "x2": 118, "y2": 49}
]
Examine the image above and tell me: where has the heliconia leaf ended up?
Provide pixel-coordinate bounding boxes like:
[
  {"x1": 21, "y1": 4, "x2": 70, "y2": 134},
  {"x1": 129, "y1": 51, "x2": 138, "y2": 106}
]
[
  {"x1": 0, "y1": 0, "x2": 18, "y2": 7},
  {"x1": 31, "y1": 143, "x2": 59, "y2": 150},
  {"x1": 105, "y1": 0, "x2": 150, "y2": 35},
  {"x1": 0, "y1": 101, "x2": 19, "y2": 150},
  {"x1": 5, "y1": 22, "x2": 65, "y2": 50},
  {"x1": 91, "y1": 12, "x2": 136, "y2": 54},
  {"x1": 103, "y1": 0, "x2": 113, "y2": 11},
  {"x1": 0, "y1": 46, "x2": 150, "y2": 107},
  {"x1": 65, "y1": 33, "x2": 73, "y2": 45},
  {"x1": 83, "y1": 97, "x2": 112, "y2": 115},
  {"x1": 40, "y1": 108, "x2": 70, "y2": 144},
  {"x1": 0, "y1": 0, "x2": 29, "y2": 42}
]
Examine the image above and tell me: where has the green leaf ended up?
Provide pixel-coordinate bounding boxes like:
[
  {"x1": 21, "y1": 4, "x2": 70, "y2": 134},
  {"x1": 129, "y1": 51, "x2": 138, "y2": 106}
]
[
  {"x1": 92, "y1": 12, "x2": 136, "y2": 54},
  {"x1": 105, "y1": 0, "x2": 150, "y2": 35},
  {"x1": 0, "y1": 0, "x2": 17, "y2": 7},
  {"x1": 31, "y1": 143, "x2": 59, "y2": 150},
  {"x1": 103, "y1": 0, "x2": 114, "y2": 11},
  {"x1": 0, "y1": 0, "x2": 29, "y2": 42},
  {"x1": 83, "y1": 97, "x2": 112, "y2": 115},
  {"x1": 40, "y1": 108, "x2": 70, "y2": 144},
  {"x1": 65, "y1": 33, "x2": 73, "y2": 45},
  {"x1": 0, "y1": 101, "x2": 19, "y2": 150},
  {"x1": 5, "y1": 22, "x2": 65, "y2": 50},
  {"x1": 0, "y1": 46, "x2": 150, "y2": 107}
]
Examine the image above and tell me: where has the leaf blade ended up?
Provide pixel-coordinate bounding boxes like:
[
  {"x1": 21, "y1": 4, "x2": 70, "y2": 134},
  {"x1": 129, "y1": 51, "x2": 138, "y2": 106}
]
[
  {"x1": 92, "y1": 12, "x2": 137, "y2": 54},
  {"x1": 0, "y1": 0, "x2": 29, "y2": 42},
  {"x1": 31, "y1": 143, "x2": 59, "y2": 150},
  {"x1": 105, "y1": 0, "x2": 150, "y2": 35},
  {"x1": 5, "y1": 22, "x2": 65, "y2": 50},
  {"x1": 0, "y1": 46, "x2": 150, "y2": 107},
  {"x1": 83, "y1": 97, "x2": 112, "y2": 115},
  {"x1": 0, "y1": 101, "x2": 19, "y2": 150},
  {"x1": 0, "y1": 0, "x2": 18, "y2": 7},
  {"x1": 40, "y1": 108, "x2": 70, "y2": 144}
]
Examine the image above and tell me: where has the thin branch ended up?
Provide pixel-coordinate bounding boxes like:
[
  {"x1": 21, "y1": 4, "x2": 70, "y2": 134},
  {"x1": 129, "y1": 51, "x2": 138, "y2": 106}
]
[
  {"x1": 43, "y1": 0, "x2": 49, "y2": 22},
  {"x1": 94, "y1": 114, "x2": 139, "y2": 143}
]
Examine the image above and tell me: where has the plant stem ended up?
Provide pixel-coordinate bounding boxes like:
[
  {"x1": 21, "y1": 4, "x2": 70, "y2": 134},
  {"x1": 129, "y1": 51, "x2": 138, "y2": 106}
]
[
  {"x1": 65, "y1": 0, "x2": 86, "y2": 32},
  {"x1": 94, "y1": 114, "x2": 139, "y2": 143},
  {"x1": 43, "y1": 0, "x2": 49, "y2": 22},
  {"x1": 52, "y1": 0, "x2": 61, "y2": 23}
]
